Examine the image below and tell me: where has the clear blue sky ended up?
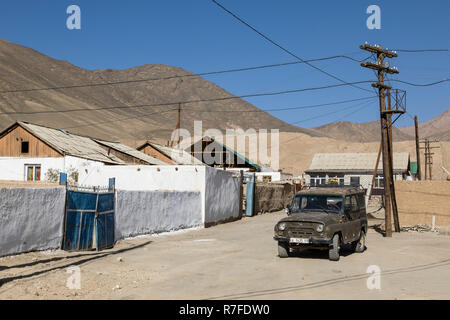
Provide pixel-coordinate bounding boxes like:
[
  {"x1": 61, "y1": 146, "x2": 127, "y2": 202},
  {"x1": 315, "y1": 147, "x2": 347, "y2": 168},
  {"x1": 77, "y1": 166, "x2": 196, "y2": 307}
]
[{"x1": 0, "y1": 0, "x2": 449, "y2": 128}]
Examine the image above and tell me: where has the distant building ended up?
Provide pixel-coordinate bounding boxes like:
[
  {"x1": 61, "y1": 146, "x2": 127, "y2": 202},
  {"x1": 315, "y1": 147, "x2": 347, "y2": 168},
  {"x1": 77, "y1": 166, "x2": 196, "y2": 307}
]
[
  {"x1": 186, "y1": 136, "x2": 262, "y2": 172},
  {"x1": 305, "y1": 152, "x2": 411, "y2": 194},
  {"x1": 0, "y1": 122, "x2": 166, "y2": 182},
  {"x1": 137, "y1": 141, "x2": 204, "y2": 165}
]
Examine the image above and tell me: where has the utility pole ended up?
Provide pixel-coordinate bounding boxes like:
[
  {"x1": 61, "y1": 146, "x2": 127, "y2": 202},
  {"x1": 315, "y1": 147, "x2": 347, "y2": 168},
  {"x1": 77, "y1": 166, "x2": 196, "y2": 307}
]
[
  {"x1": 414, "y1": 116, "x2": 421, "y2": 180},
  {"x1": 386, "y1": 89, "x2": 400, "y2": 232},
  {"x1": 420, "y1": 139, "x2": 440, "y2": 180},
  {"x1": 360, "y1": 43, "x2": 400, "y2": 237},
  {"x1": 368, "y1": 142, "x2": 382, "y2": 201},
  {"x1": 170, "y1": 103, "x2": 182, "y2": 148}
]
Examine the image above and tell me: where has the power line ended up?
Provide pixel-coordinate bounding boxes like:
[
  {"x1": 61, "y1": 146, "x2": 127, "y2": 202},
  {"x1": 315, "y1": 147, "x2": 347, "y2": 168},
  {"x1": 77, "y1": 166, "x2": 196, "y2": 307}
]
[
  {"x1": 60, "y1": 96, "x2": 378, "y2": 131},
  {"x1": 183, "y1": 96, "x2": 376, "y2": 113},
  {"x1": 210, "y1": 0, "x2": 373, "y2": 93},
  {"x1": 394, "y1": 49, "x2": 450, "y2": 53},
  {"x1": 0, "y1": 81, "x2": 374, "y2": 116},
  {"x1": 0, "y1": 54, "x2": 371, "y2": 95},
  {"x1": 262, "y1": 99, "x2": 377, "y2": 152},
  {"x1": 290, "y1": 99, "x2": 375, "y2": 125},
  {"x1": 390, "y1": 78, "x2": 450, "y2": 87}
]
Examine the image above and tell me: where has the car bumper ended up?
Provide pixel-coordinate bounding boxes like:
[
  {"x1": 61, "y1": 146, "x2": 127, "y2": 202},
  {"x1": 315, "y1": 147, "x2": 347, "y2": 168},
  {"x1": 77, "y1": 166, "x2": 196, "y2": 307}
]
[{"x1": 274, "y1": 236, "x2": 332, "y2": 245}]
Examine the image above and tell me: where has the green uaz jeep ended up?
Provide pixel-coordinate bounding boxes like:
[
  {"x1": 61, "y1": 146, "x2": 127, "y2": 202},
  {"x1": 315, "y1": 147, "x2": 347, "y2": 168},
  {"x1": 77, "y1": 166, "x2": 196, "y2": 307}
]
[{"x1": 274, "y1": 186, "x2": 368, "y2": 261}]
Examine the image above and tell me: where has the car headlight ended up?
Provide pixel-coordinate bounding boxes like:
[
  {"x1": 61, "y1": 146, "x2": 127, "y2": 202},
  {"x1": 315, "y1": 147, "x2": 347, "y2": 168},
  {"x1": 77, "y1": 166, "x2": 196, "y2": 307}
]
[
  {"x1": 279, "y1": 223, "x2": 286, "y2": 231},
  {"x1": 316, "y1": 224, "x2": 324, "y2": 232}
]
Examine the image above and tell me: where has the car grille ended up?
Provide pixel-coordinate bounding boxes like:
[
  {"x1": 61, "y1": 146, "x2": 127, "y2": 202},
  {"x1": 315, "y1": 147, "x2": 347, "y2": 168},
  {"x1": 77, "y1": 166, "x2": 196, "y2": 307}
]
[
  {"x1": 288, "y1": 228, "x2": 314, "y2": 237},
  {"x1": 286, "y1": 222, "x2": 315, "y2": 237}
]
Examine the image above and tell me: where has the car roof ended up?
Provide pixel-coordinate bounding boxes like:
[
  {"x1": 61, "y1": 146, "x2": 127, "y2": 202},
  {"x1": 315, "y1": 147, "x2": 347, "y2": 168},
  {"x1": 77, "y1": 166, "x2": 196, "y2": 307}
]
[{"x1": 296, "y1": 186, "x2": 365, "y2": 197}]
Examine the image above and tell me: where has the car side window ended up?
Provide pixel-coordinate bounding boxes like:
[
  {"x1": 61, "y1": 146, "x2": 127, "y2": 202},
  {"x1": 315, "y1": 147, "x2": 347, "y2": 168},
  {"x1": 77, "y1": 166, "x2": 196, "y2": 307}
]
[
  {"x1": 357, "y1": 194, "x2": 366, "y2": 209},
  {"x1": 351, "y1": 196, "x2": 359, "y2": 212},
  {"x1": 344, "y1": 196, "x2": 351, "y2": 210}
]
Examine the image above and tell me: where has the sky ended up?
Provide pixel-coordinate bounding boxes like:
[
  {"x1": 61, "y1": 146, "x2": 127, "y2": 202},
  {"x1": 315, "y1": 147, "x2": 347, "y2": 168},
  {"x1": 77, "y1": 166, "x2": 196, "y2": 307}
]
[{"x1": 0, "y1": 0, "x2": 449, "y2": 128}]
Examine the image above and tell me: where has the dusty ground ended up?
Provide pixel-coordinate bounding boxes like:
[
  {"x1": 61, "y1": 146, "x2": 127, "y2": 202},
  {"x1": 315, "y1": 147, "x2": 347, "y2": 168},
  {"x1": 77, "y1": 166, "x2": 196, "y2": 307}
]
[{"x1": 1, "y1": 211, "x2": 450, "y2": 300}]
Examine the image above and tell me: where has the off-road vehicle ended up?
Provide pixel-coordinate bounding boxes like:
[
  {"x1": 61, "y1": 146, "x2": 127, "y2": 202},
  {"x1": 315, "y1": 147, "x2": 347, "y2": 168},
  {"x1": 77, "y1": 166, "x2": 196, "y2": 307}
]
[{"x1": 273, "y1": 185, "x2": 367, "y2": 261}]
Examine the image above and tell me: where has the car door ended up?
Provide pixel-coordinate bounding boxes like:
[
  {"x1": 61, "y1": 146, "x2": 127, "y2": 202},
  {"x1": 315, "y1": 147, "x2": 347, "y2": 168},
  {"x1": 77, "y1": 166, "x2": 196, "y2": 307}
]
[
  {"x1": 349, "y1": 195, "x2": 362, "y2": 241},
  {"x1": 341, "y1": 196, "x2": 354, "y2": 243}
]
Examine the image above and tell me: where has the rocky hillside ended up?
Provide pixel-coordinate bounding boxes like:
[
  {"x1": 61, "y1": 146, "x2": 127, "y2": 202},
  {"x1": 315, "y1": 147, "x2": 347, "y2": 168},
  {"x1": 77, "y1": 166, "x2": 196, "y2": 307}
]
[
  {"x1": 0, "y1": 38, "x2": 319, "y2": 141},
  {"x1": 313, "y1": 120, "x2": 414, "y2": 142},
  {"x1": 399, "y1": 109, "x2": 450, "y2": 141}
]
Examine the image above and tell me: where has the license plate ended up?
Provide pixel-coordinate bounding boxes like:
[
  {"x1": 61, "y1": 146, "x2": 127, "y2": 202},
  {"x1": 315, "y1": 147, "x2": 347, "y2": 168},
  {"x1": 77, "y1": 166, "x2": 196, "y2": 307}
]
[{"x1": 290, "y1": 238, "x2": 310, "y2": 244}]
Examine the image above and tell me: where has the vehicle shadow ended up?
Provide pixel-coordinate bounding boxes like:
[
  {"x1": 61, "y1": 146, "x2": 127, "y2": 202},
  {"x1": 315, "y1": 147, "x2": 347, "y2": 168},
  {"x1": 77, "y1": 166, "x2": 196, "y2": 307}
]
[
  {"x1": 290, "y1": 245, "x2": 356, "y2": 260},
  {"x1": 0, "y1": 240, "x2": 152, "y2": 288}
]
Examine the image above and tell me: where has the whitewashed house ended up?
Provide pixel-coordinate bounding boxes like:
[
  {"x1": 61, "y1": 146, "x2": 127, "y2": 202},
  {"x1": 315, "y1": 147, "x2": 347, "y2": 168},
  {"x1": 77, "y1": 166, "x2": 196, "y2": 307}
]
[{"x1": 0, "y1": 122, "x2": 166, "y2": 183}]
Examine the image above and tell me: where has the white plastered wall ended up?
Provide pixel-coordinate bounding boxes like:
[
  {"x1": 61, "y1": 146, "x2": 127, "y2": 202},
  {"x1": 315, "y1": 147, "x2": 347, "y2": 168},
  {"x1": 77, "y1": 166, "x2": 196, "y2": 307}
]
[
  {"x1": 0, "y1": 155, "x2": 105, "y2": 182},
  {"x1": 0, "y1": 187, "x2": 66, "y2": 257},
  {"x1": 115, "y1": 190, "x2": 202, "y2": 240},
  {"x1": 79, "y1": 165, "x2": 240, "y2": 226}
]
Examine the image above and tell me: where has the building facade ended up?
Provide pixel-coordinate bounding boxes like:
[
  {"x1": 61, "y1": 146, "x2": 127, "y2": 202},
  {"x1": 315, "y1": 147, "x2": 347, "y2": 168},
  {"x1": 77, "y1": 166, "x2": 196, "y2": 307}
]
[{"x1": 305, "y1": 152, "x2": 411, "y2": 194}]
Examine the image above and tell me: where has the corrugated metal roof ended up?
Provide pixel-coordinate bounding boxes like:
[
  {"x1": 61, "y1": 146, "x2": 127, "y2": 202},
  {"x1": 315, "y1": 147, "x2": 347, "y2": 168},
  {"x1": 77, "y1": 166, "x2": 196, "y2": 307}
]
[
  {"x1": 144, "y1": 142, "x2": 205, "y2": 165},
  {"x1": 19, "y1": 122, "x2": 125, "y2": 164},
  {"x1": 307, "y1": 152, "x2": 410, "y2": 173},
  {"x1": 95, "y1": 140, "x2": 167, "y2": 165}
]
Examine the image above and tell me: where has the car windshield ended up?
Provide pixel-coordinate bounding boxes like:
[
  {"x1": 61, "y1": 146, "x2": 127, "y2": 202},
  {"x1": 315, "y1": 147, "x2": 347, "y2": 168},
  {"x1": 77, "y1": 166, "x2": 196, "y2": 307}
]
[{"x1": 291, "y1": 195, "x2": 343, "y2": 213}]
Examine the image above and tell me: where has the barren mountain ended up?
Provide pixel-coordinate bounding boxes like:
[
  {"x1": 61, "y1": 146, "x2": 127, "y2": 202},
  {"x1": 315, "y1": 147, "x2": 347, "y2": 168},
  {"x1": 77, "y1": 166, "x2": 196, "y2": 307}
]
[
  {"x1": 399, "y1": 109, "x2": 450, "y2": 141},
  {"x1": 313, "y1": 120, "x2": 414, "y2": 142},
  {"x1": 0, "y1": 38, "x2": 320, "y2": 141}
]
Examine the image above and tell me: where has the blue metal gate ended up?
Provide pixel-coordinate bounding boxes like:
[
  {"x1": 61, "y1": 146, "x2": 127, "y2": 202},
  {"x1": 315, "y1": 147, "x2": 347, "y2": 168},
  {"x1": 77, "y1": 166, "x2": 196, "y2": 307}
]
[{"x1": 62, "y1": 177, "x2": 116, "y2": 251}]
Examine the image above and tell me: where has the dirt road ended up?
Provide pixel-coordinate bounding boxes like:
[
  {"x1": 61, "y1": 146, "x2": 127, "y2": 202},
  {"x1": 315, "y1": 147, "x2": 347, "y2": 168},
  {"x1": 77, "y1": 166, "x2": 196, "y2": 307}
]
[{"x1": 1, "y1": 211, "x2": 450, "y2": 300}]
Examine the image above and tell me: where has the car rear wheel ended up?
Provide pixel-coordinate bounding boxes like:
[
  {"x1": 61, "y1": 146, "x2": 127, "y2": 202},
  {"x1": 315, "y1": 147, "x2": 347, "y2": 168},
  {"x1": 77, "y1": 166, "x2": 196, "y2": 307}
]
[
  {"x1": 278, "y1": 242, "x2": 291, "y2": 258},
  {"x1": 353, "y1": 230, "x2": 366, "y2": 253},
  {"x1": 329, "y1": 234, "x2": 340, "y2": 261}
]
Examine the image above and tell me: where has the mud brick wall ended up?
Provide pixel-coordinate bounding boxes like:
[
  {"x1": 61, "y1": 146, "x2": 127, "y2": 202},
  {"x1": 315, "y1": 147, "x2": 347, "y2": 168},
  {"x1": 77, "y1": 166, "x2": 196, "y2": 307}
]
[
  {"x1": 254, "y1": 183, "x2": 295, "y2": 214},
  {"x1": 395, "y1": 181, "x2": 450, "y2": 227}
]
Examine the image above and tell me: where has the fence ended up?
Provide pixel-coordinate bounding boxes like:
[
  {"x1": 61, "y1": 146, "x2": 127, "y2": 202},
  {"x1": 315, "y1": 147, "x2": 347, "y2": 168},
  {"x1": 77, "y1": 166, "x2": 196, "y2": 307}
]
[
  {"x1": 396, "y1": 180, "x2": 450, "y2": 227},
  {"x1": 254, "y1": 183, "x2": 296, "y2": 214}
]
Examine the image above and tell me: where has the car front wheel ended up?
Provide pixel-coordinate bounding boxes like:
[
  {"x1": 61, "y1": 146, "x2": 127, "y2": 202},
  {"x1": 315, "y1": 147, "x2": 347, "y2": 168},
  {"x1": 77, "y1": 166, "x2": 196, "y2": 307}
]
[
  {"x1": 329, "y1": 234, "x2": 340, "y2": 261},
  {"x1": 278, "y1": 241, "x2": 290, "y2": 258}
]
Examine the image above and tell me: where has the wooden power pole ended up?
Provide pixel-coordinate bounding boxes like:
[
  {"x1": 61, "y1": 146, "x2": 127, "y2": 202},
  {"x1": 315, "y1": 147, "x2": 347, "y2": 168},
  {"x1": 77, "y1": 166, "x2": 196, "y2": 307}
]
[
  {"x1": 420, "y1": 139, "x2": 440, "y2": 180},
  {"x1": 170, "y1": 103, "x2": 182, "y2": 148},
  {"x1": 368, "y1": 142, "x2": 382, "y2": 201},
  {"x1": 386, "y1": 89, "x2": 400, "y2": 232},
  {"x1": 414, "y1": 116, "x2": 422, "y2": 180},
  {"x1": 360, "y1": 44, "x2": 401, "y2": 237}
]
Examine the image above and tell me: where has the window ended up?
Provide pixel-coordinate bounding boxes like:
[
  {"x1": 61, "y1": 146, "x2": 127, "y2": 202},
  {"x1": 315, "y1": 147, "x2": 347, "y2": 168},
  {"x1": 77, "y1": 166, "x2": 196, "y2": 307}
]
[
  {"x1": 344, "y1": 196, "x2": 351, "y2": 209},
  {"x1": 310, "y1": 176, "x2": 326, "y2": 186},
  {"x1": 21, "y1": 141, "x2": 29, "y2": 154},
  {"x1": 357, "y1": 194, "x2": 366, "y2": 209},
  {"x1": 291, "y1": 195, "x2": 343, "y2": 213},
  {"x1": 350, "y1": 176, "x2": 360, "y2": 186},
  {"x1": 25, "y1": 165, "x2": 41, "y2": 181},
  {"x1": 351, "y1": 195, "x2": 359, "y2": 212},
  {"x1": 328, "y1": 176, "x2": 344, "y2": 186},
  {"x1": 374, "y1": 175, "x2": 384, "y2": 188}
]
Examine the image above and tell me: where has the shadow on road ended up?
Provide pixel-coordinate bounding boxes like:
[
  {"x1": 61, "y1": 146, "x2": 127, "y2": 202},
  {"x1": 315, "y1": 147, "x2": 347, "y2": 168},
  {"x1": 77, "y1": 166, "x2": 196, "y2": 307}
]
[
  {"x1": 206, "y1": 257, "x2": 450, "y2": 300},
  {"x1": 0, "y1": 241, "x2": 152, "y2": 288}
]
